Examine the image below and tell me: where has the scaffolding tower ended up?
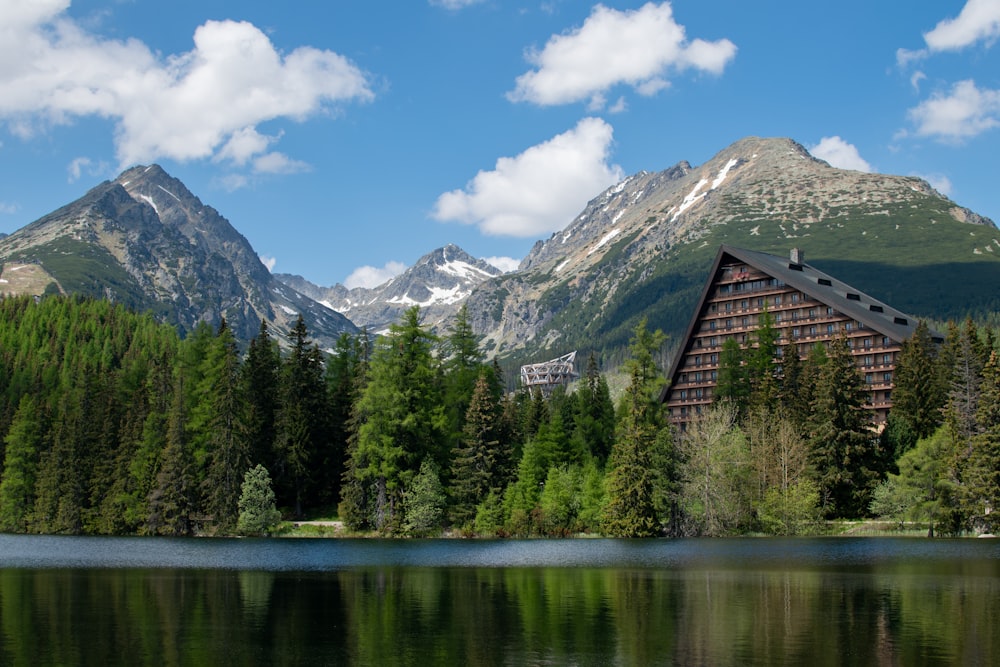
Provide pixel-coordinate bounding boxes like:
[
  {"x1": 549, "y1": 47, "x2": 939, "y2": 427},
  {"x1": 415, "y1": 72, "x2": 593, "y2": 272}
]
[{"x1": 520, "y1": 351, "x2": 578, "y2": 394}]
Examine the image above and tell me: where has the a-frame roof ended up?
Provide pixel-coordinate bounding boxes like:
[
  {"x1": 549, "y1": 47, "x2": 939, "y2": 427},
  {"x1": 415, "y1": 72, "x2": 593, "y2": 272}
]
[{"x1": 664, "y1": 245, "x2": 936, "y2": 393}]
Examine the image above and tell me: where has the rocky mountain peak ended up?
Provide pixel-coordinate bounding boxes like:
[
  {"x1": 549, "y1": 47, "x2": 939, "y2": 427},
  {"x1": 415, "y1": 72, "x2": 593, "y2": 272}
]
[
  {"x1": 0, "y1": 164, "x2": 355, "y2": 348},
  {"x1": 276, "y1": 244, "x2": 503, "y2": 334}
]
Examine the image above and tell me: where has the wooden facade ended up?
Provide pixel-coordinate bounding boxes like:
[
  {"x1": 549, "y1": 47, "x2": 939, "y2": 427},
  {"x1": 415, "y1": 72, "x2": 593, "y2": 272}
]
[{"x1": 662, "y1": 246, "x2": 939, "y2": 431}]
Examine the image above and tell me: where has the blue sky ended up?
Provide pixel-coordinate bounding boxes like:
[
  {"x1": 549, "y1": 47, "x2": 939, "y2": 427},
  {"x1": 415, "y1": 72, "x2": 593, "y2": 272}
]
[{"x1": 1, "y1": 1, "x2": 998, "y2": 288}]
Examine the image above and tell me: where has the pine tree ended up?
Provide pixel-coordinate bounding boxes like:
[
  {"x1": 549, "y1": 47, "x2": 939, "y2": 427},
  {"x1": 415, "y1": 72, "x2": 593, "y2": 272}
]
[
  {"x1": 403, "y1": 460, "x2": 446, "y2": 536},
  {"x1": 573, "y1": 353, "x2": 616, "y2": 464},
  {"x1": 715, "y1": 337, "x2": 749, "y2": 414},
  {"x1": 961, "y1": 350, "x2": 1000, "y2": 533},
  {"x1": 808, "y1": 338, "x2": 879, "y2": 518},
  {"x1": 147, "y1": 379, "x2": 195, "y2": 536},
  {"x1": 240, "y1": 320, "x2": 281, "y2": 470},
  {"x1": 892, "y1": 321, "x2": 946, "y2": 442},
  {"x1": 274, "y1": 315, "x2": 328, "y2": 518},
  {"x1": 449, "y1": 372, "x2": 502, "y2": 528},
  {"x1": 0, "y1": 397, "x2": 43, "y2": 532},
  {"x1": 201, "y1": 321, "x2": 248, "y2": 534},
  {"x1": 604, "y1": 319, "x2": 674, "y2": 537},
  {"x1": 603, "y1": 365, "x2": 660, "y2": 537},
  {"x1": 237, "y1": 464, "x2": 282, "y2": 536},
  {"x1": 441, "y1": 305, "x2": 484, "y2": 451}
]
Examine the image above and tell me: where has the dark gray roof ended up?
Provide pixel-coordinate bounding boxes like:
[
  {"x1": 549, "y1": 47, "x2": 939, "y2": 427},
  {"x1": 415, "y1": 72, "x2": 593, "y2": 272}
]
[
  {"x1": 719, "y1": 245, "x2": 927, "y2": 342},
  {"x1": 663, "y1": 245, "x2": 938, "y2": 397}
]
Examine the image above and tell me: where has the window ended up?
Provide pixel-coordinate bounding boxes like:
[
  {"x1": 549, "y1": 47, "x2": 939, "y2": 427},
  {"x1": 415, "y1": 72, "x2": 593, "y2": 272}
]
[
  {"x1": 741, "y1": 300, "x2": 748, "y2": 310},
  {"x1": 792, "y1": 327, "x2": 800, "y2": 338},
  {"x1": 883, "y1": 372, "x2": 892, "y2": 383},
  {"x1": 695, "y1": 355, "x2": 702, "y2": 367},
  {"x1": 882, "y1": 353, "x2": 892, "y2": 365},
  {"x1": 864, "y1": 338, "x2": 872, "y2": 349},
  {"x1": 864, "y1": 355, "x2": 873, "y2": 367},
  {"x1": 827, "y1": 324, "x2": 835, "y2": 334},
  {"x1": 680, "y1": 390, "x2": 687, "y2": 399},
  {"x1": 869, "y1": 304, "x2": 884, "y2": 313},
  {"x1": 818, "y1": 278, "x2": 832, "y2": 286},
  {"x1": 865, "y1": 373, "x2": 874, "y2": 384},
  {"x1": 847, "y1": 293, "x2": 860, "y2": 301},
  {"x1": 725, "y1": 302, "x2": 732, "y2": 312},
  {"x1": 725, "y1": 319, "x2": 733, "y2": 330},
  {"x1": 792, "y1": 293, "x2": 799, "y2": 304},
  {"x1": 882, "y1": 337, "x2": 891, "y2": 347},
  {"x1": 742, "y1": 317, "x2": 749, "y2": 328},
  {"x1": 709, "y1": 321, "x2": 717, "y2": 331},
  {"x1": 774, "y1": 295, "x2": 782, "y2": 306},
  {"x1": 809, "y1": 326, "x2": 817, "y2": 336}
]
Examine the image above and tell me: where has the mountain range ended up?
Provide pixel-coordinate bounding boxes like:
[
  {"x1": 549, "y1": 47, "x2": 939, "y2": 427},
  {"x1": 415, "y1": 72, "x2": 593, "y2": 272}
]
[
  {"x1": 0, "y1": 136, "x2": 997, "y2": 366},
  {"x1": 275, "y1": 244, "x2": 503, "y2": 335}
]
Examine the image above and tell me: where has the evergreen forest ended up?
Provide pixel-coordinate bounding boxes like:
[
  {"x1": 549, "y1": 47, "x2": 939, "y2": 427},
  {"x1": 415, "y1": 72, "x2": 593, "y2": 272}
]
[{"x1": 0, "y1": 295, "x2": 997, "y2": 538}]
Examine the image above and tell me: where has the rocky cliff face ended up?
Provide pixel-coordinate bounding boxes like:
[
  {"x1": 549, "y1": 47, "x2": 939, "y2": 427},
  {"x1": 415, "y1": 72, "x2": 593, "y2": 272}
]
[
  {"x1": 461, "y1": 136, "x2": 999, "y2": 361},
  {"x1": 0, "y1": 165, "x2": 356, "y2": 348},
  {"x1": 277, "y1": 244, "x2": 503, "y2": 333}
]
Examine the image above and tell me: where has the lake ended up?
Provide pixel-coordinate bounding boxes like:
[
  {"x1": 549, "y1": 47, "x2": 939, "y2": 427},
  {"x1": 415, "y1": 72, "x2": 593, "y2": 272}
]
[{"x1": 0, "y1": 535, "x2": 998, "y2": 665}]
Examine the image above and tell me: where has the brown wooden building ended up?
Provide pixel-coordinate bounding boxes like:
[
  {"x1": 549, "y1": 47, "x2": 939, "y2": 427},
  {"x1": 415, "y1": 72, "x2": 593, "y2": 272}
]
[{"x1": 662, "y1": 245, "x2": 940, "y2": 430}]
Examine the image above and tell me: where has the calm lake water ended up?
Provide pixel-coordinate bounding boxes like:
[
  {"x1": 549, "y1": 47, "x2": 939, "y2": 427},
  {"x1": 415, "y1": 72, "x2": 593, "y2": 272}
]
[{"x1": 0, "y1": 536, "x2": 998, "y2": 666}]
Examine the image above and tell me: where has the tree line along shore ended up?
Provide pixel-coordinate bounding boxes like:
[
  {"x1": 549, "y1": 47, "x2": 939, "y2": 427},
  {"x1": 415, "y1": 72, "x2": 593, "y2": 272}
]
[{"x1": 0, "y1": 294, "x2": 997, "y2": 538}]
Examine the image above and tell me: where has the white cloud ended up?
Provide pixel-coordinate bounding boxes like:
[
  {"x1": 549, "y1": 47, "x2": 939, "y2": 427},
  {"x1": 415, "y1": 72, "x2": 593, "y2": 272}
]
[
  {"x1": 507, "y1": 2, "x2": 736, "y2": 108},
  {"x1": 482, "y1": 256, "x2": 520, "y2": 273},
  {"x1": 259, "y1": 255, "x2": 277, "y2": 272},
  {"x1": 344, "y1": 261, "x2": 407, "y2": 289},
  {"x1": 808, "y1": 136, "x2": 874, "y2": 173},
  {"x1": 432, "y1": 117, "x2": 624, "y2": 237},
  {"x1": 0, "y1": 201, "x2": 19, "y2": 215},
  {"x1": 923, "y1": 0, "x2": 1000, "y2": 52},
  {"x1": 253, "y1": 152, "x2": 310, "y2": 175},
  {"x1": 66, "y1": 156, "x2": 109, "y2": 182},
  {"x1": 908, "y1": 79, "x2": 1000, "y2": 141},
  {"x1": 0, "y1": 4, "x2": 374, "y2": 168},
  {"x1": 429, "y1": 0, "x2": 484, "y2": 9}
]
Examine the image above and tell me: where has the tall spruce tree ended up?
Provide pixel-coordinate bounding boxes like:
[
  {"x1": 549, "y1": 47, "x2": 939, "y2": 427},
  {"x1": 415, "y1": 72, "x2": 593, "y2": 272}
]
[
  {"x1": 274, "y1": 315, "x2": 329, "y2": 518},
  {"x1": 147, "y1": 378, "x2": 195, "y2": 536},
  {"x1": 449, "y1": 371, "x2": 503, "y2": 528},
  {"x1": 604, "y1": 319, "x2": 674, "y2": 536},
  {"x1": 200, "y1": 321, "x2": 248, "y2": 534},
  {"x1": 573, "y1": 353, "x2": 616, "y2": 464},
  {"x1": 892, "y1": 321, "x2": 946, "y2": 442},
  {"x1": 239, "y1": 320, "x2": 281, "y2": 471},
  {"x1": 603, "y1": 364, "x2": 661, "y2": 537},
  {"x1": 808, "y1": 338, "x2": 879, "y2": 518},
  {"x1": 0, "y1": 396, "x2": 43, "y2": 532}
]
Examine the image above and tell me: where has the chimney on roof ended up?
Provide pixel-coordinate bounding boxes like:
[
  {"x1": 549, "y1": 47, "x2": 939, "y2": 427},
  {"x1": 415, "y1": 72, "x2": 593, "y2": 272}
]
[{"x1": 790, "y1": 248, "x2": 804, "y2": 266}]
